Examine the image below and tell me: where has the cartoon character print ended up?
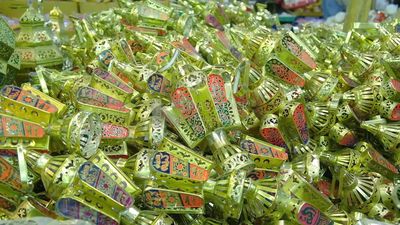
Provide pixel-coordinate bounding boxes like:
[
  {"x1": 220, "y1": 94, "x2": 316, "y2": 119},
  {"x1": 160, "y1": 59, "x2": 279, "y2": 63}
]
[{"x1": 172, "y1": 87, "x2": 205, "y2": 137}]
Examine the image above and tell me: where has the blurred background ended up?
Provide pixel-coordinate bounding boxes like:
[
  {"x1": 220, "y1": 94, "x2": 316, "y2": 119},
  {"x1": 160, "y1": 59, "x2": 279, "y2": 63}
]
[{"x1": 0, "y1": 0, "x2": 399, "y2": 33}]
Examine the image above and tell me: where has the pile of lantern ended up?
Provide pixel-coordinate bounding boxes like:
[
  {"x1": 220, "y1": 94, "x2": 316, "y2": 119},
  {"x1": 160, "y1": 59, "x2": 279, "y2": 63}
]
[{"x1": 0, "y1": 0, "x2": 400, "y2": 224}]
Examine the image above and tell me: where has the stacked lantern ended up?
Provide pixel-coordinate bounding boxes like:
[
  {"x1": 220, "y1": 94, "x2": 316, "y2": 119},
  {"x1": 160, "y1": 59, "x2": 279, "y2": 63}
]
[
  {"x1": 15, "y1": 7, "x2": 63, "y2": 70},
  {"x1": 0, "y1": 17, "x2": 20, "y2": 88}
]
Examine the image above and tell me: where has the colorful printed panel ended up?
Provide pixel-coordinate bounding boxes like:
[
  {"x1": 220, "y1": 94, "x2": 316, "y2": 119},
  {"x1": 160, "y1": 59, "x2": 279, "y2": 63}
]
[
  {"x1": 92, "y1": 68, "x2": 133, "y2": 93},
  {"x1": 119, "y1": 39, "x2": 135, "y2": 62},
  {"x1": 0, "y1": 157, "x2": 22, "y2": 190},
  {"x1": 207, "y1": 74, "x2": 234, "y2": 126},
  {"x1": 240, "y1": 140, "x2": 288, "y2": 160},
  {"x1": 56, "y1": 198, "x2": 118, "y2": 225},
  {"x1": 147, "y1": 73, "x2": 172, "y2": 96},
  {"x1": 260, "y1": 127, "x2": 288, "y2": 149},
  {"x1": 158, "y1": 138, "x2": 213, "y2": 170},
  {"x1": 109, "y1": 63, "x2": 132, "y2": 84},
  {"x1": 0, "y1": 197, "x2": 17, "y2": 212},
  {"x1": 144, "y1": 189, "x2": 204, "y2": 210},
  {"x1": 234, "y1": 95, "x2": 249, "y2": 109},
  {"x1": 151, "y1": 152, "x2": 209, "y2": 181},
  {"x1": 77, "y1": 87, "x2": 129, "y2": 112},
  {"x1": 90, "y1": 151, "x2": 141, "y2": 197},
  {"x1": 282, "y1": 0, "x2": 317, "y2": 10},
  {"x1": 247, "y1": 169, "x2": 278, "y2": 180},
  {"x1": 390, "y1": 102, "x2": 400, "y2": 120},
  {"x1": 1, "y1": 86, "x2": 58, "y2": 113},
  {"x1": 171, "y1": 38, "x2": 201, "y2": 58},
  {"x1": 101, "y1": 123, "x2": 129, "y2": 139},
  {"x1": 97, "y1": 50, "x2": 115, "y2": 68},
  {"x1": 0, "y1": 149, "x2": 17, "y2": 158},
  {"x1": 216, "y1": 31, "x2": 242, "y2": 60},
  {"x1": 171, "y1": 87, "x2": 205, "y2": 137},
  {"x1": 369, "y1": 149, "x2": 399, "y2": 174},
  {"x1": 156, "y1": 52, "x2": 170, "y2": 65},
  {"x1": 391, "y1": 79, "x2": 400, "y2": 92},
  {"x1": 0, "y1": 115, "x2": 45, "y2": 138},
  {"x1": 282, "y1": 34, "x2": 317, "y2": 70},
  {"x1": 182, "y1": 38, "x2": 201, "y2": 57},
  {"x1": 293, "y1": 104, "x2": 309, "y2": 144},
  {"x1": 338, "y1": 132, "x2": 357, "y2": 147},
  {"x1": 297, "y1": 203, "x2": 333, "y2": 225},
  {"x1": 316, "y1": 180, "x2": 331, "y2": 197},
  {"x1": 265, "y1": 59, "x2": 305, "y2": 87},
  {"x1": 205, "y1": 15, "x2": 223, "y2": 31},
  {"x1": 78, "y1": 162, "x2": 133, "y2": 208}
]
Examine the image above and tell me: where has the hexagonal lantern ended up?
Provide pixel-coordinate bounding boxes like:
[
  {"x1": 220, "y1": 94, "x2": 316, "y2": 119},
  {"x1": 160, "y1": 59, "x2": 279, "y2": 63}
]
[
  {"x1": 0, "y1": 17, "x2": 20, "y2": 87},
  {"x1": 15, "y1": 7, "x2": 63, "y2": 69}
]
